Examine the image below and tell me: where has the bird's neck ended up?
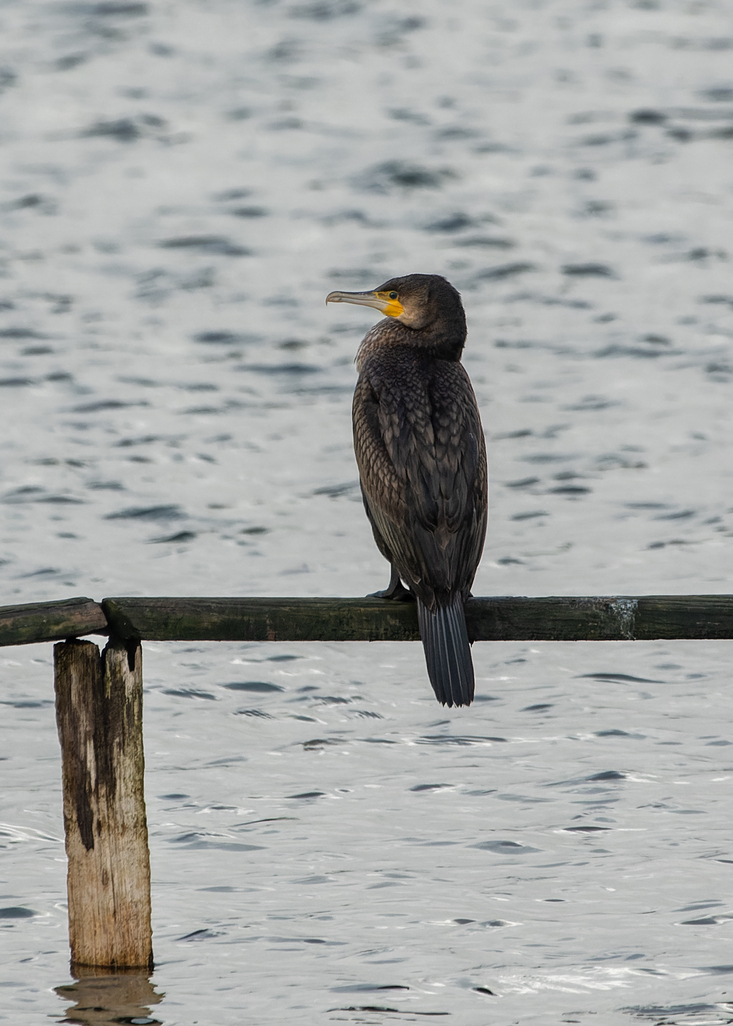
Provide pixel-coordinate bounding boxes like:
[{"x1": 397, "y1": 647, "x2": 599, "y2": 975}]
[{"x1": 356, "y1": 319, "x2": 466, "y2": 371}]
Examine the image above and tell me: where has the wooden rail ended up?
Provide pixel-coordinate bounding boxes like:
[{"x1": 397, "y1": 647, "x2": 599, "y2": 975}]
[
  {"x1": 0, "y1": 597, "x2": 107, "y2": 647},
  {"x1": 3, "y1": 594, "x2": 733, "y2": 647},
  {"x1": 2, "y1": 592, "x2": 732, "y2": 972}
]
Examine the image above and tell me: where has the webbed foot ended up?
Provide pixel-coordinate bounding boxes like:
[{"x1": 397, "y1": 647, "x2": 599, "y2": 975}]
[{"x1": 368, "y1": 565, "x2": 414, "y2": 602}]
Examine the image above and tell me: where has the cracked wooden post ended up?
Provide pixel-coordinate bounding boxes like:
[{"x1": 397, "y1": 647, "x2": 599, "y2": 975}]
[{"x1": 54, "y1": 637, "x2": 152, "y2": 971}]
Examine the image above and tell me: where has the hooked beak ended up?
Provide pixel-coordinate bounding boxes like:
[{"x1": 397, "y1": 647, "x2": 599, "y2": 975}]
[{"x1": 325, "y1": 290, "x2": 403, "y2": 318}]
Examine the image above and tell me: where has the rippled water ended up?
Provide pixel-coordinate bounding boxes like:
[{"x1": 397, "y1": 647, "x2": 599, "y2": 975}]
[{"x1": 2, "y1": 1, "x2": 733, "y2": 1023}]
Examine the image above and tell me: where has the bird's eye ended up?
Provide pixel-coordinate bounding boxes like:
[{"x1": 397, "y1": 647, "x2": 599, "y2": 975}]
[{"x1": 389, "y1": 291, "x2": 398, "y2": 300}]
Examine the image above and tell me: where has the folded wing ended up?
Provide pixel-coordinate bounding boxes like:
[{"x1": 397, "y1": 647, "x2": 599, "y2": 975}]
[{"x1": 353, "y1": 354, "x2": 487, "y2": 609}]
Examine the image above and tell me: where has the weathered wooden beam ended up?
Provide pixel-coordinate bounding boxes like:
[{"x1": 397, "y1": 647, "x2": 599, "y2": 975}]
[
  {"x1": 101, "y1": 595, "x2": 733, "y2": 643},
  {"x1": 0, "y1": 594, "x2": 730, "y2": 649},
  {"x1": 54, "y1": 638, "x2": 152, "y2": 971},
  {"x1": 102, "y1": 595, "x2": 421, "y2": 642},
  {"x1": 0, "y1": 597, "x2": 107, "y2": 647},
  {"x1": 468, "y1": 595, "x2": 733, "y2": 641}
]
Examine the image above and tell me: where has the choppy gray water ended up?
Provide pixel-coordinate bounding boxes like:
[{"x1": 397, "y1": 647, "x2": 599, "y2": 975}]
[{"x1": 2, "y1": 1, "x2": 733, "y2": 1023}]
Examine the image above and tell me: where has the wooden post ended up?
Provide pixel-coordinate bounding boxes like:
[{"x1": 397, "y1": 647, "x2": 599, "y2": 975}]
[{"x1": 54, "y1": 638, "x2": 152, "y2": 970}]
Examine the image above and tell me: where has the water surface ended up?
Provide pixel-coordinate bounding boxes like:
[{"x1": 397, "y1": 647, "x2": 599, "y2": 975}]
[{"x1": 2, "y1": 1, "x2": 733, "y2": 1023}]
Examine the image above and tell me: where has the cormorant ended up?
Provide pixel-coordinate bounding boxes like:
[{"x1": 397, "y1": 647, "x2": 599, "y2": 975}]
[{"x1": 326, "y1": 273, "x2": 488, "y2": 707}]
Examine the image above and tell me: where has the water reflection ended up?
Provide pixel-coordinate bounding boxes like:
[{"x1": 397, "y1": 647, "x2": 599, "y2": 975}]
[{"x1": 55, "y1": 968, "x2": 164, "y2": 1026}]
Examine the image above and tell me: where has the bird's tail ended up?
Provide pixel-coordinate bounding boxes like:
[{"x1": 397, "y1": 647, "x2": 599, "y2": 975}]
[{"x1": 416, "y1": 594, "x2": 474, "y2": 707}]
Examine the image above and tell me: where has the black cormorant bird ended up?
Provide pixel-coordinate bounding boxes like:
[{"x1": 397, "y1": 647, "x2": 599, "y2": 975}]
[{"x1": 326, "y1": 274, "x2": 488, "y2": 707}]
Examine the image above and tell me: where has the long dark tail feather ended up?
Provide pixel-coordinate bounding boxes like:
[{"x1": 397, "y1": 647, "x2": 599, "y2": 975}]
[{"x1": 416, "y1": 595, "x2": 474, "y2": 707}]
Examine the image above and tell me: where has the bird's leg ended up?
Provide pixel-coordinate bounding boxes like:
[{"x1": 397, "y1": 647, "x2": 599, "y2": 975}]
[{"x1": 369, "y1": 564, "x2": 414, "y2": 601}]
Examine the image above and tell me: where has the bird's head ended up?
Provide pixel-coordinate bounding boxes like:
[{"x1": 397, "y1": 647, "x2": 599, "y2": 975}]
[{"x1": 326, "y1": 273, "x2": 465, "y2": 334}]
